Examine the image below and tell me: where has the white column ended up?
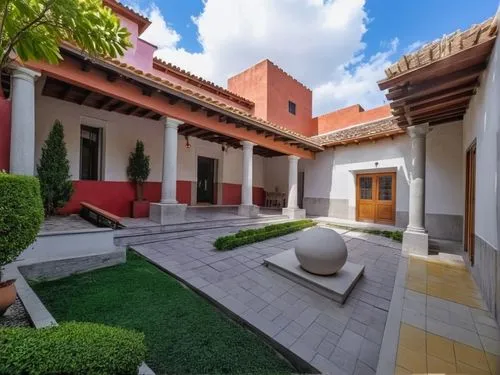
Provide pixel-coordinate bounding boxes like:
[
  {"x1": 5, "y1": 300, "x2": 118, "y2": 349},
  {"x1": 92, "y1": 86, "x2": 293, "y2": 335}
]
[
  {"x1": 407, "y1": 124, "x2": 429, "y2": 232},
  {"x1": 161, "y1": 117, "x2": 183, "y2": 204},
  {"x1": 10, "y1": 67, "x2": 40, "y2": 175},
  {"x1": 403, "y1": 123, "x2": 429, "y2": 255},
  {"x1": 287, "y1": 155, "x2": 300, "y2": 209},
  {"x1": 241, "y1": 140, "x2": 255, "y2": 206}
]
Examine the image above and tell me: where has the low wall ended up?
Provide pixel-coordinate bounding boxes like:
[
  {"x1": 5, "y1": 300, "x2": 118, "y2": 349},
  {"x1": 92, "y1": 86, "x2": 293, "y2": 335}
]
[{"x1": 19, "y1": 227, "x2": 116, "y2": 263}]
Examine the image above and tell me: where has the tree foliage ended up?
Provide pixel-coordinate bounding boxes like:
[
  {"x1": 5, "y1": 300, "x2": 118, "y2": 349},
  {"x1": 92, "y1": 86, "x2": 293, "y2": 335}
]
[
  {"x1": 0, "y1": 0, "x2": 132, "y2": 71},
  {"x1": 37, "y1": 120, "x2": 73, "y2": 216},
  {"x1": 127, "y1": 140, "x2": 150, "y2": 201}
]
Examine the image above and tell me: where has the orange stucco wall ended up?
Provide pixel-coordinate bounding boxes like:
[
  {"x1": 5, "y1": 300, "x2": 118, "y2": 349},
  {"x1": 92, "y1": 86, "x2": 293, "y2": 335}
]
[
  {"x1": 315, "y1": 104, "x2": 391, "y2": 135},
  {"x1": 228, "y1": 60, "x2": 314, "y2": 137}
]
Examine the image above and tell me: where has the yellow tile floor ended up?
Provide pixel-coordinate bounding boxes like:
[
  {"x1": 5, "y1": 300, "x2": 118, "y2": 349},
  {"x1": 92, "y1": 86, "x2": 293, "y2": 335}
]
[
  {"x1": 395, "y1": 255, "x2": 498, "y2": 373},
  {"x1": 396, "y1": 323, "x2": 499, "y2": 374},
  {"x1": 406, "y1": 255, "x2": 487, "y2": 310}
]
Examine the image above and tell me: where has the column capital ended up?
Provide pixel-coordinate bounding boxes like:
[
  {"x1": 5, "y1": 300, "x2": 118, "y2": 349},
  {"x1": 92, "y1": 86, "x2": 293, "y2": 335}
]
[
  {"x1": 288, "y1": 155, "x2": 300, "y2": 161},
  {"x1": 11, "y1": 67, "x2": 41, "y2": 83},
  {"x1": 407, "y1": 123, "x2": 429, "y2": 138},
  {"x1": 164, "y1": 117, "x2": 183, "y2": 128},
  {"x1": 241, "y1": 140, "x2": 256, "y2": 149}
]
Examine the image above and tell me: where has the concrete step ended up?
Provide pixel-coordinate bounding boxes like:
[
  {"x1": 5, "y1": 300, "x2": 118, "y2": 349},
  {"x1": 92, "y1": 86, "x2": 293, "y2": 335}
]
[{"x1": 114, "y1": 216, "x2": 291, "y2": 246}]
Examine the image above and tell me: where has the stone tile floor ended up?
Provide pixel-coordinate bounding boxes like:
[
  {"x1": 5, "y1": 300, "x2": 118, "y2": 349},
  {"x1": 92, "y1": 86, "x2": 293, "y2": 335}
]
[
  {"x1": 133, "y1": 226, "x2": 402, "y2": 375},
  {"x1": 384, "y1": 254, "x2": 500, "y2": 375},
  {"x1": 122, "y1": 207, "x2": 284, "y2": 228},
  {"x1": 41, "y1": 214, "x2": 96, "y2": 232}
]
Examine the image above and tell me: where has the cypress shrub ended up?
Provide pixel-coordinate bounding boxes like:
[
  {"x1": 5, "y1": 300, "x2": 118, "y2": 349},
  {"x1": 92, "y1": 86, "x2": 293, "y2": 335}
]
[{"x1": 37, "y1": 120, "x2": 73, "y2": 216}]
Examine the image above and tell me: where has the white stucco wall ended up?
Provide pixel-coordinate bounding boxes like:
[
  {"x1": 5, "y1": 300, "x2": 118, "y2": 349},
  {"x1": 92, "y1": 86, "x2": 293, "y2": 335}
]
[
  {"x1": 297, "y1": 123, "x2": 463, "y2": 219},
  {"x1": 34, "y1": 78, "x2": 264, "y2": 187},
  {"x1": 462, "y1": 28, "x2": 500, "y2": 250},
  {"x1": 264, "y1": 156, "x2": 289, "y2": 193}
]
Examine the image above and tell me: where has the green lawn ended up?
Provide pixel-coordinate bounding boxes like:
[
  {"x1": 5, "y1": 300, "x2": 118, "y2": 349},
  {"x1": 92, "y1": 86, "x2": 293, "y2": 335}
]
[{"x1": 31, "y1": 251, "x2": 296, "y2": 374}]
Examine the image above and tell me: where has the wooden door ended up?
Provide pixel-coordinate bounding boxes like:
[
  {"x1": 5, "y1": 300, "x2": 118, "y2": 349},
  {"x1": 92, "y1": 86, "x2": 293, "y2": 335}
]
[
  {"x1": 464, "y1": 141, "x2": 476, "y2": 265},
  {"x1": 356, "y1": 173, "x2": 396, "y2": 224}
]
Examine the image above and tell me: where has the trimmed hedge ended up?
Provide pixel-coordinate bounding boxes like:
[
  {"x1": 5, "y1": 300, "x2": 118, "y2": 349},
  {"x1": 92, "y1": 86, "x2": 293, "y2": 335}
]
[
  {"x1": 0, "y1": 172, "x2": 44, "y2": 267},
  {"x1": 0, "y1": 322, "x2": 146, "y2": 375},
  {"x1": 326, "y1": 223, "x2": 403, "y2": 243},
  {"x1": 214, "y1": 220, "x2": 316, "y2": 250}
]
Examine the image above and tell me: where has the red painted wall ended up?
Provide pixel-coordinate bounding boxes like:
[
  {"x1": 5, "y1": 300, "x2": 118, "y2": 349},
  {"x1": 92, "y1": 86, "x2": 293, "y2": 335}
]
[
  {"x1": 0, "y1": 97, "x2": 11, "y2": 171},
  {"x1": 221, "y1": 183, "x2": 265, "y2": 206},
  {"x1": 228, "y1": 60, "x2": 314, "y2": 137},
  {"x1": 60, "y1": 180, "x2": 191, "y2": 217}
]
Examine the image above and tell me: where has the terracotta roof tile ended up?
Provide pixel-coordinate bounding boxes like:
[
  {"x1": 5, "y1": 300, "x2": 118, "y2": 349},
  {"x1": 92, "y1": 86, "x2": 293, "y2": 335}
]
[
  {"x1": 99, "y1": 55, "x2": 323, "y2": 150},
  {"x1": 311, "y1": 117, "x2": 405, "y2": 146},
  {"x1": 153, "y1": 57, "x2": 254, "y2": 107},
  {"x1": 384, "y1": 16, "x2": 497, "y2": 79}
]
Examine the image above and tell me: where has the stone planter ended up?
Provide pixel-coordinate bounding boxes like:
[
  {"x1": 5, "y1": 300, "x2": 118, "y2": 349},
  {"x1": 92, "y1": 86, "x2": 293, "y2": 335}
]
[{"x1": 132, "y1": 201, "x2": 150, "y2": 218}]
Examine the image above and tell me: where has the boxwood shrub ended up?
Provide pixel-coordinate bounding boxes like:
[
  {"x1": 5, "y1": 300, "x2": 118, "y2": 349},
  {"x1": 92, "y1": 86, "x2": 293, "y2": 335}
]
[
  {"x1": 0, "y1": 322, "x2": 146, "y2": 375},
  {"x1": 214, "y1": 220, "x2": 316, "y2": 251},
  {"x1": 0, "y1": 172, "x2": 44, "y2": 267}
]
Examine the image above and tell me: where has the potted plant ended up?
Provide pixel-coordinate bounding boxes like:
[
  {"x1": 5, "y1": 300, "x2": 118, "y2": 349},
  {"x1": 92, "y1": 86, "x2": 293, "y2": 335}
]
[
  {"x1": 127, "y1": 140, "x2": 151, "y2": 218},
  {"x1": 0, "y1": 172, "x2": 44, "y2": 315}
]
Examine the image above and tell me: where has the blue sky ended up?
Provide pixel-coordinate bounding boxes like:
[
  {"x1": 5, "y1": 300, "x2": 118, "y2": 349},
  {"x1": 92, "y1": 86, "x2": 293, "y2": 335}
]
[
  {"x1": 132, "y1": 0, "x2": 498, "y2": 56},
  {"x1": 127, "y1": 0, "x2": 498, "y2": 114}
]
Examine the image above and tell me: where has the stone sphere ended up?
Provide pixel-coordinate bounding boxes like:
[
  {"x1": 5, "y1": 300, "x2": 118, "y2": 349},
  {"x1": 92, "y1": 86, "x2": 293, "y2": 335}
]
[{"x1": 295, "y1": 226, "x2": 347, "y2": 275}]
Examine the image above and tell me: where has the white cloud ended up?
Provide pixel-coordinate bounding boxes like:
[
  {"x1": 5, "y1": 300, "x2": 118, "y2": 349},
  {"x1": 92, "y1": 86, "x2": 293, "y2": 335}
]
[{"x1": 134, "y1": 0, "x2": 400, "y2": 116}]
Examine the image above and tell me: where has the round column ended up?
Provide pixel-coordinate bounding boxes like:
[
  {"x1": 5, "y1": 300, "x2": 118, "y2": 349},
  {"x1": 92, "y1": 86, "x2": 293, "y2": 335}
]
[
  {"x1": 406, "y1": 124, "x2": 429, "y2": 232},
  {"x1": 10, "y1": 67, "x2": 40, "y2": 175},
  {"x1": 241, "y1": 141, "x2": 255, "y2": 206},
  {"x1": 161, "y1": 117, "x2": 183, "y2": 204},
  {"x1": 287, "y1": 155, "x2": 300, "y2": 209}
]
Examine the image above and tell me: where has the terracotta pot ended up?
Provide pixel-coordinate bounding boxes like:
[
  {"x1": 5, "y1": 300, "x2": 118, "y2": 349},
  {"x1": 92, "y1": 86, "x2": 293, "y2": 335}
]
[{"x1": 0, "y1": 280, "x2": 16, "y2": 316}]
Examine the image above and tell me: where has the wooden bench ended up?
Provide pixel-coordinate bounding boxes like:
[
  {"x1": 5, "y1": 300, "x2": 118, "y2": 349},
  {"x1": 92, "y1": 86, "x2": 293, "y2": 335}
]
[{"x1": 80, "y1": 202, "x2": 124, "y2": 229}]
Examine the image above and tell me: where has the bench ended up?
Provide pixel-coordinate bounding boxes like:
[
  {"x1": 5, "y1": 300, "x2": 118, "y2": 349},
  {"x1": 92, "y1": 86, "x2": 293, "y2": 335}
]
[{"x1": 80, "y1": 202, "x2": 124, "y2": 229}]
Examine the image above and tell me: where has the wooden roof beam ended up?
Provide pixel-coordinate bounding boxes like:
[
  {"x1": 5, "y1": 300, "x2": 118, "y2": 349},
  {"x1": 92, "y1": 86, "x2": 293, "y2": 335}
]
[
  {"x1": 408, "y1": 90, "x2": 473, "y2": 111},
  {"x1": 390, "y1": 83, "x2": 478, "y2": 109},
  {"x1": 406, "y1": 96, "x2": 470, "y2": 117},
  {"x1": 386, "y1": 62, "x2": 486, "y2": 101}
]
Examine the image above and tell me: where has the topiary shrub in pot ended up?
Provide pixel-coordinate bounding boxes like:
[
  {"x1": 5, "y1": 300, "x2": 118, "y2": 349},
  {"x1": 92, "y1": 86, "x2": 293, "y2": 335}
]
[
  {"x1": 0, "y1": 172, "x2": 43, "y2": 315},
  {"x1": 127, "y1": 140, "x2": 151, "y2": 218}
]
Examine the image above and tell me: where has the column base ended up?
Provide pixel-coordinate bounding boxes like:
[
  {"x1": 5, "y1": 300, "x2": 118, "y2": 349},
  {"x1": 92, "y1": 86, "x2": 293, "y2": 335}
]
[
  {"x1": 238, "y1": 205, "x2": 260, "y2": 218},
  {"x1": 149, "y1": 203, "x2": 187, "y2": 224},
  {"x1": 402, "y1": 229, "x2": 429, "y2": 256},
  {"x1": 282, "y1": 207, "x2": 306, "y2": 219}
]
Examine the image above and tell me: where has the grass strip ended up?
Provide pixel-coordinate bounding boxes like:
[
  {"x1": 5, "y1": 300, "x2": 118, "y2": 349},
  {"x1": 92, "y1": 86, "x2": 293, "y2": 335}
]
[
  {"x1": 214, "y1": 219, "x2": 316, "y2": 251},
  {"x1": 31, "y1": 251, "x2": 296, "y2": 375},
  {"x1": 325, "y1": 223, "x2": 403, "y2": 242}
]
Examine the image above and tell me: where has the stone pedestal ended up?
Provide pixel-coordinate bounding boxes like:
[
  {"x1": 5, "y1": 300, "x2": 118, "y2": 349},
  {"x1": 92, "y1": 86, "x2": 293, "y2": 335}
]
[
  {"x1": 282, "y1": 207, "x2": 306, "y2": 219},
  {"x1": 402, "y1": 230, "x2": 429, "y2": 256},
  {"x1": 149, "y1": 203, "x2": 187, "y2": 224},
  {"x1": 238, "y1": 204, "x2": 259, "y2": 218}
]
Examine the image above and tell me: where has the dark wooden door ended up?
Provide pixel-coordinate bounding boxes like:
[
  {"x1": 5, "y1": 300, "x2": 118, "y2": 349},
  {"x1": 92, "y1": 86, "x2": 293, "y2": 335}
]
[
  {"x1": 465, "y1": 141, "x2": 476, "y2": 265},
  {"x1": 197, "y1": 156, "x2": 215, "y2": 204},
  {"x1": 356, "y1": 173, "x2": 396, "y2": 224}
]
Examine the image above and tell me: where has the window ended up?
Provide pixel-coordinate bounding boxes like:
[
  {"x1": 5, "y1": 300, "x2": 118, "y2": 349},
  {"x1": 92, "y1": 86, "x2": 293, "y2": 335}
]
[
  {"x1": 288, "y1": 100, "x2": 296, "y2": 115},
  {"x1": 378, "y1": 175, "x2": 393, "y2": 201},
  {"x1": 80, "y1": 125, "x2": 102, "y2": 180},
  {"x1": 359, "y1": 176, "x2": 372, "y2": 199}
]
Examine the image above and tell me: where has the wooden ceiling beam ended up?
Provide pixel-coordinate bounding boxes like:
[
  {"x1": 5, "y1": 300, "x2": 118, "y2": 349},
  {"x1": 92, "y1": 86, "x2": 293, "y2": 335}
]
[
  {"x1": 58, "y1": 83, "x2": 73, "y2": 100},
  {"x1": 390, "y1": 83, "x2": 478, "y2": 109},
  {"x1": 386, "y1": 62, "x2": 486, "y2": 101},
  {"x1": 412, "y1": 107, "x2": 468, "y2": 122},
  {"x1": 167, "y1": 95, "x2": 180, "y2": 105},
  {"x1": 107, "y1": 100, "x2": 127, "y2": 112},
  {"x1": 96, "y1": 96, "x2": 114, "y2": 109},
  {"x1": 408, "y1": 90, "x2": 473, "y2": 112},
  {"x1": 77, "y1": 89, "x2": 92, "y2": 105},
  {"x1": 406, "y1": 96, "x2": 470, "y2": 117},
  {"x1": 429, "y1": 115, "x2": 465, "y2": 126}
]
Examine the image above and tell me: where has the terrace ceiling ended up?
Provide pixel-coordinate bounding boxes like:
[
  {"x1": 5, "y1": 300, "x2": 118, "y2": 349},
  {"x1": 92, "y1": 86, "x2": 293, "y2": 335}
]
[
  {"x1": 378, "y1": 17, "x2": 498, "y2": 128},
  {"x1": 41, "y1": 76, "x2": 285, "y2": 157}
]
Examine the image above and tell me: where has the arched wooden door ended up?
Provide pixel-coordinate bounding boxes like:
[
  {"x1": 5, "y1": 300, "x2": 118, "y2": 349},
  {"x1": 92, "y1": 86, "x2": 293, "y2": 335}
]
[{"x1": 356, "y1": 172, "x2": 396, "y2": 225}]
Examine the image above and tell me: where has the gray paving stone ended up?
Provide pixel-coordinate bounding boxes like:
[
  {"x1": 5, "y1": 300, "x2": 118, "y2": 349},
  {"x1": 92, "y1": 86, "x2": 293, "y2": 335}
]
[
  {"x1": 317, "y1": 338, "x2": 336, "y2": 358},
  {"x1": 200, "y1": 284, "x2": 227, "y2": 301},
  {"x1": 311, "y1": 354, "x2": 349, "y2": 375},
  {"x1": 330, "y1": 346, "x2": 357, "y2": 374},
  {"x1": 358, "y1": 338, "x2": 380, "y2": 370},
  {"x1": 316, "y1": 312, "x2": 347, "y2": 336},
  {"x1": 364, "y1": 326, "x2": 383, "y2": 345},
  {"x1": 219, "y1": 295, "x2": 249, "y2": 315},
  {"x1": 354, "y1": 360, "x2": 376, "y2": 375},
  {"x1": 241, "y1": 309, "x2": 281, "y2": 337},
  {"x1": 284, "y1": 321, "x2": 307, "y2": 339},
  {"x1": 273, "y1": 314, "x2": 292, "y2": 330},
  {"x1": 273, "y1": 330, "x2": 297, "y2": 347},
  {"x1": 260, "y1": 304, "x2": 281, "y2": 321},
  {"x1": 296, "y1": 306, "x2": 321, "y2": 328},
  {"x1": 338, "y1": 329, "x2": 364, "y2": 357},
  {"x1": 248, "y1": 296, "x2": 268, "y2": 312},
  {"x1": 347, "y1": 319, "x2": 367, "y2": 337}
]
